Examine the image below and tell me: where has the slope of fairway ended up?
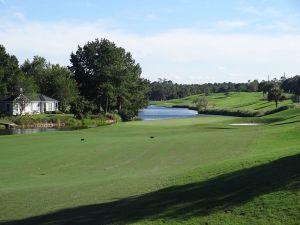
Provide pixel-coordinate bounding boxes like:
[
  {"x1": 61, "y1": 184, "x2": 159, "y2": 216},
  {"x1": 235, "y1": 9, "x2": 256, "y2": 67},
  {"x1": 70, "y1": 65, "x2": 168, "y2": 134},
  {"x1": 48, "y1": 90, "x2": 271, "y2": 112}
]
[
  {"x1": 1, "y1": 109, "x2": 300, "y2": 225},
  {"x1": 152, "y1": 92, "x2": 292, "y2": 113}
]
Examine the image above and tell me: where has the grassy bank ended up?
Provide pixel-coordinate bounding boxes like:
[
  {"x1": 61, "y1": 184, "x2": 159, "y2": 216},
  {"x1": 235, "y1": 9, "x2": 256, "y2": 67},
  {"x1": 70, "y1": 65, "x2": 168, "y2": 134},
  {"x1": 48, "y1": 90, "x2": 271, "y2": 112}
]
[
  {"x1": 0, "y1": 113, "x2": 121, "y2": 128},
  {"x1": 0, "y1": 106, "x2": 300, "y2": 224},
  {"x1": 152, "y1": 92, "x2": 293, "y2": 116}
]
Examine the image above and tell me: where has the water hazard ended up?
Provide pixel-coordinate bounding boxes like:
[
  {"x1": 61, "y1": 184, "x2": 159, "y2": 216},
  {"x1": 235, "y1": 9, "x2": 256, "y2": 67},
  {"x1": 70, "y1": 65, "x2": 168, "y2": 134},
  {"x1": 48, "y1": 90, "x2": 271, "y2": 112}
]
[{"x1": 138, "y1": 105, "x2": 198, "y2": 120}]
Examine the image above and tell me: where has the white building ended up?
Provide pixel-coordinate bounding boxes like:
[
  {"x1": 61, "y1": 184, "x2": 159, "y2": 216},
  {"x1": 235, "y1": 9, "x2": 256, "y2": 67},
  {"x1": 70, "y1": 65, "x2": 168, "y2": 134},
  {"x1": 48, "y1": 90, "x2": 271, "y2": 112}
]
[{"x1": 0, "y1": 94, "x2": 59, "y2": 116}]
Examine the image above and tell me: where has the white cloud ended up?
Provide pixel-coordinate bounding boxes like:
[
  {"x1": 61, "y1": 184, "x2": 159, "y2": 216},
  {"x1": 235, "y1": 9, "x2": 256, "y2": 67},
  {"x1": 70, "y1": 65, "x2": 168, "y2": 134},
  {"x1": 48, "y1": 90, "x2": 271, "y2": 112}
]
[
  {"x1": 12, "y1": 11, "x2": 26, "y2": 20},
  {"x1": 241, "y1": 6, "x2": 281, "y2": 17},
  {"x1": 0, "y1": 19, "x2": 300, "y2": 84},
  {"x1": 217, "y1": 20, "x2": 248, "y2": 29}
]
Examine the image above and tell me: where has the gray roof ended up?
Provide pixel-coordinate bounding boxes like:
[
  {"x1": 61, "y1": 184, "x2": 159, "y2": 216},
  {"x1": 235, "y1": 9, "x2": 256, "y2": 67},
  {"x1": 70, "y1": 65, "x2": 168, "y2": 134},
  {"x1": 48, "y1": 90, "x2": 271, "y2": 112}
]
[
  {"x1": 31, "y1": 94, "x2": 58, "y2": 102},
  {"x1": 0, "y1": 94, "x2": 58, "y2": 102}
]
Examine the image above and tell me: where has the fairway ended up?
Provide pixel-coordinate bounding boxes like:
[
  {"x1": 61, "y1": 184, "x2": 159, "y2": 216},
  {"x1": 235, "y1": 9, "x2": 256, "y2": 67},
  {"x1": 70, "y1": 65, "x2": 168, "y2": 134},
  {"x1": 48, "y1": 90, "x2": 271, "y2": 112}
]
[
  {"x1": 152, "y1": 92, "x2": 292, "y2": 114},
  {"x1": 1, "y1": 111, "x2": 300, "y2": 225}
]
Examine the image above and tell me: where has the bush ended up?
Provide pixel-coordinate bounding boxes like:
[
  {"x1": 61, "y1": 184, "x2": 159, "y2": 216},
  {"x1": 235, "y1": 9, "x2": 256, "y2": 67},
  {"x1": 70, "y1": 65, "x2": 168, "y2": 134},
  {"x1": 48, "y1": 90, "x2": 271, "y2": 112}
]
[
  {"x1": 70, "y1": 97, "x2": 95, "y2": 119},
  {"x1": 13, "y1": 116, "x2": 36, "y2": 125},
  {"x1": 192, "y1": 96, "x2": 208, "y2": 110},
  {"x1": 197, "y1": 109, "x2": 259, "y2": 117},
  {"x1": 82, "y1": 118, "x2": 106, "y2": 127},
  {"x1": 263, "y1": 105, "x2": 289, "y2": 116},
  {"x1": 292, "y1": 95, "x2": 300, "y2": 103},
  {"x1": 65, "y1": 117, "x2": 82, "y2": 127},
  {"x1": 105, "y1": 113, "x2": 122, "y2": 122}
]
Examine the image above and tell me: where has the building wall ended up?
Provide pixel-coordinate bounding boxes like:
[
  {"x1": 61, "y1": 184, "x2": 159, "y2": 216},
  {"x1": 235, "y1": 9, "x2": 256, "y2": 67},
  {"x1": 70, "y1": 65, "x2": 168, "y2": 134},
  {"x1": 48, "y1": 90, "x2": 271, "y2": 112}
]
[{"x1": 12, "y1": 101, "x2": 58, "y2": 115}]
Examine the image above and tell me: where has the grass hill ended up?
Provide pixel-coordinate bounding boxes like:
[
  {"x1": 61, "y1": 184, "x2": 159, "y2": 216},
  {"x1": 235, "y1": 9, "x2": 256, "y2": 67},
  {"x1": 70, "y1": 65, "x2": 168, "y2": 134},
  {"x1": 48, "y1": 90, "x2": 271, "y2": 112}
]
[
  {"x1": 0, "y1": 93, "x2": 300, "y2": 225},
  {"x1": 151, "y1": 92, "x2": 293, "y2": 115}
]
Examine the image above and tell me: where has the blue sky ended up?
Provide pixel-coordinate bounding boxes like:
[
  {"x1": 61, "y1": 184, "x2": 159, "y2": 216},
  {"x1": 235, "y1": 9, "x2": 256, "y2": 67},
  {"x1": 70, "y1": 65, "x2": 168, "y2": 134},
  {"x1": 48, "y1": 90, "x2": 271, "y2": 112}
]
[{"x1": 0, "y1": 0, "x2": 300, "y2": 83}]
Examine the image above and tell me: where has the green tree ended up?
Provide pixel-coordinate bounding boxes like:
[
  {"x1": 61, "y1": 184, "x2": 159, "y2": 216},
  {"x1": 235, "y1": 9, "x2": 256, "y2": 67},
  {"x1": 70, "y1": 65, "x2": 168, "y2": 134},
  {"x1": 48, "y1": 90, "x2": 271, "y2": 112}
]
[
  {"x1": 49, "y1": 65, "x2": 79, "y2": 112},
  {"x1": 0, "y1": 45, "x2": 21, "y2": 95},
  {"x1": 267, "y1": 85, "x2": 283, "y2": 108},
  {"x1": 69, "y1": 38, "x2": 148, "y2": 119},
  {"x1": 70, "y1": 96, "x2": 95, "y2": 119},
  {"x1": 258, "y1": 81, "x2": 274, "y2": 97},
  {"x1": 192, "y1": 96, "x2": 208, "y2": 110},
  {"x1": 21, "y1": 56, "x2": 51, "y2": 93},
  {"x1": 15, "y1": 74, "x2": 38, "y2": 97}
]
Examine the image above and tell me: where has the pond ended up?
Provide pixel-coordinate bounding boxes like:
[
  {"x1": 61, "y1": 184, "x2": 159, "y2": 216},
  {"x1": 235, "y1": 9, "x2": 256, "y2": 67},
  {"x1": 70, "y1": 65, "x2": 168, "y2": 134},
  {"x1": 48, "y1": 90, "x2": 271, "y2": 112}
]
[
  {"x1": 138, "y1": 105, "x2": 199, "y2": 120},
  {"x1": 0, "y1": 127, "x2": 80, "y2": 136}
]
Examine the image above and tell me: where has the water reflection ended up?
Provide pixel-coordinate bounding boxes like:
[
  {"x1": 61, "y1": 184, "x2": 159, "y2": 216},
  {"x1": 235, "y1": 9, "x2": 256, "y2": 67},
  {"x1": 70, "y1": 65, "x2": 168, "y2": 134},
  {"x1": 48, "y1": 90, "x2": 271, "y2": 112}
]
[
  {"x1": 0, "y1": 127, "x2": 79, "y2": 136},
  {"x1": 138, "y1": 105, "x2": 198, "y2": 120}
]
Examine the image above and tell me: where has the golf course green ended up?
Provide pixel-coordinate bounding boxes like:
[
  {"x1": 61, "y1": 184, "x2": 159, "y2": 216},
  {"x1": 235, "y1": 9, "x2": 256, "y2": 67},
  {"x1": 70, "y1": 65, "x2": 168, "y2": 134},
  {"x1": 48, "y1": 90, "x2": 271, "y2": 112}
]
[{"x1": 1, "y1": 95, "x2": 300, "y2": 224}]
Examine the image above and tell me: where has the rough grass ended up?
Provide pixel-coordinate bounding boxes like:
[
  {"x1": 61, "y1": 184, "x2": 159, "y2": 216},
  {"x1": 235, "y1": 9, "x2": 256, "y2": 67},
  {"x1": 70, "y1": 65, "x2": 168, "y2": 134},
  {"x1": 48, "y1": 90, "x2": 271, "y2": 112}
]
[{"x1": 0, "y1": 106, "x2": 300, "y2": 224}]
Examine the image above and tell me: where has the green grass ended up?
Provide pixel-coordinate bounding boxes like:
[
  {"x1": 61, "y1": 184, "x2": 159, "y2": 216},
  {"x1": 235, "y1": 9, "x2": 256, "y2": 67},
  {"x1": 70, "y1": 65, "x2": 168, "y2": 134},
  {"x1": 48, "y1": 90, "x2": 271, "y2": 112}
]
[
  {"x1": 0, "y1": 114, "x2": 109, "y2": 127},
  {"x1": 0, "y1": 103, "x2": 300, "y2": 224},
  {"x1": 151, "y1": 92, "x2": 292, "y2": 114}
]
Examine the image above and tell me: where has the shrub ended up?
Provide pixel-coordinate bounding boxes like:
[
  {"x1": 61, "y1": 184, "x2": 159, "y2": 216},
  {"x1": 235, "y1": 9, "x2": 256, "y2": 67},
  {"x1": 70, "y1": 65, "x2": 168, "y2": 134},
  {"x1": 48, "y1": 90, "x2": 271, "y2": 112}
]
[
  {"x1": 197, "y1": 109, "x2": 259, "y2": 117},
  {"x1": 105, "y1": 113, "x2": 122, "y2": 122},
  {"x1": 192, "y1": 96, "x2": 208, "y2": 110},
  {"x1": 13, "y1": 116, "x2": 36, "y2": 125},
  {"x1": 263, "y1": 105, "x2": 289, "y2": 116},
  {"x1": 292, "y1": 95, "x2": 300, "y2": 103}
]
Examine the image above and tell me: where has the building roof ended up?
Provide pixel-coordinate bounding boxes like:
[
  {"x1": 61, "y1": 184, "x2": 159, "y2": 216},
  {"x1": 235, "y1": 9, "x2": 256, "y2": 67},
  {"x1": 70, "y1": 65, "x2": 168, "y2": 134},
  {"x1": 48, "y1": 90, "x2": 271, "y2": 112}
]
[
  {"x1": 0, "y1": 94, "x2": 58, "y2": 102},
  {"x1": 31, "y1": 94, "x2": 58, "y2": 102}
]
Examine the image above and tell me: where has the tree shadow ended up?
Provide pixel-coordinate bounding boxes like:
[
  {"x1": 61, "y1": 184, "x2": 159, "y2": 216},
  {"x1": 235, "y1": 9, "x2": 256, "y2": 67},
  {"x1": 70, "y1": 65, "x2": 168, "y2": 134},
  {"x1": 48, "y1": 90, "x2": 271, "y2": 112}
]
[
  {"x1": 273, "y1": 120, "x2": 300, "y2": 126},
  {"x1": 2, "y1": 154, "x2": 300, "y2": 225}
]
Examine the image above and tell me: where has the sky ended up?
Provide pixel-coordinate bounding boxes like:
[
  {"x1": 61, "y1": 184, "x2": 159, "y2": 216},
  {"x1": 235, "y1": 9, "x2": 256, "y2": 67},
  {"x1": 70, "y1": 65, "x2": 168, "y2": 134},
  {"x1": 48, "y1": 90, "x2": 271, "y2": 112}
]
[{"x1": 0, "y1": 0, "x2": 300, "y2": 84}]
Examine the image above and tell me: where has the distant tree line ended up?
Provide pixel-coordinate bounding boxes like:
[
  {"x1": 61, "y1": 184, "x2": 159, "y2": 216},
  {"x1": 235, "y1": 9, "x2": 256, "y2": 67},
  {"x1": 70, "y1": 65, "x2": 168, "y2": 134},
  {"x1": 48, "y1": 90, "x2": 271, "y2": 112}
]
[
  {"x1": 148, "y1": 76, "x2": 300, "y2": 107},
  {"x1": 149, "y1": 79, "x2": 260, "y2": 101}
]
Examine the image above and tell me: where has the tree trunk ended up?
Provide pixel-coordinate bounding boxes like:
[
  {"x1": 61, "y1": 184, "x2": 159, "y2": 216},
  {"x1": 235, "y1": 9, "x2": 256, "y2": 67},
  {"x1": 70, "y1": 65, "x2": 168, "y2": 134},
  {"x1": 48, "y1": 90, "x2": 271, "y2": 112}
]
[{"x1": 105, "y1": 96, "x2": 109, "y2": 113}]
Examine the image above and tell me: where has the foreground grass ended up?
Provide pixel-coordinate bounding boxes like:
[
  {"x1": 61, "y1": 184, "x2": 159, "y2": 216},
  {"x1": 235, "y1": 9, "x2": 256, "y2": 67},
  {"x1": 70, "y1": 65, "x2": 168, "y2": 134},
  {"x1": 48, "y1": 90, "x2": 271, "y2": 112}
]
[
  {"x1": 0, "y1": 109, "x2": 300, "y2": 224},
  {"x1": 152, "y1": 92, "x2": 292, "y2": 114}
]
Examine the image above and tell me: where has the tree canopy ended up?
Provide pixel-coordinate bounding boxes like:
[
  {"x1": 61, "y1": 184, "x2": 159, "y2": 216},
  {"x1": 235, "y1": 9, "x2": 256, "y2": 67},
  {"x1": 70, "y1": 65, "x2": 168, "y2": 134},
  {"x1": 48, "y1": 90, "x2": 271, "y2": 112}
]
[
  {"x1": 69, "y1": 38, "x2": 149, "y2": 120},
  {"x1": 0, "y1": 45, "x2": 22, "y2": 96}
]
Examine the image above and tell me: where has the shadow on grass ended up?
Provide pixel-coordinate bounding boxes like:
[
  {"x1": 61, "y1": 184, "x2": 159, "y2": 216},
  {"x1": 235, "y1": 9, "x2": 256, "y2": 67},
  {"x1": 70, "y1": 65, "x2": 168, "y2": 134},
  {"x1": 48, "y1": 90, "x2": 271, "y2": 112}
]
[
  {"x1": 273, "y1": 119, "x2": 300, "y2": 126},
  {"x1": 2, "y1": 154, "x2": 300, "y2": 225}
]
